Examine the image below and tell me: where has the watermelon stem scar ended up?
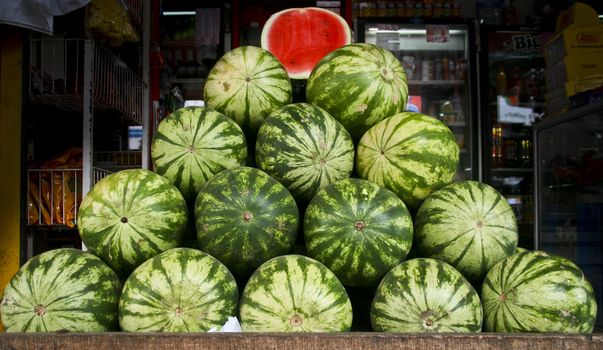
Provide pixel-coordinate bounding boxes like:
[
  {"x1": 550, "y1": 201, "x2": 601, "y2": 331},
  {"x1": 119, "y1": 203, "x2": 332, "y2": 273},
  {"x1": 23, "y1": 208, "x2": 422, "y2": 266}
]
[
  {"x1": 34, "y1": 304, "x2": 46, "y2": 316},
  {"x1": 290, "y1": 314, "x2": 303, "y2": 327},
  {"x1": 121, "y1": 217, "x2": 128, "y2": 223},
  {"x1": 354, "y1": 220, "x2": 366, "y2": 231},
  {"x1": 242, "y1": 211, "x2": 253, "y2": 222}
]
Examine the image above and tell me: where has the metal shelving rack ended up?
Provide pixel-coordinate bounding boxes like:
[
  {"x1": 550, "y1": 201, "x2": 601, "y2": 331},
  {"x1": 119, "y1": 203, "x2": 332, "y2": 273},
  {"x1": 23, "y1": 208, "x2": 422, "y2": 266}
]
[{"x1": 24, "y1": 0, "x2": 149, "y2": 256}]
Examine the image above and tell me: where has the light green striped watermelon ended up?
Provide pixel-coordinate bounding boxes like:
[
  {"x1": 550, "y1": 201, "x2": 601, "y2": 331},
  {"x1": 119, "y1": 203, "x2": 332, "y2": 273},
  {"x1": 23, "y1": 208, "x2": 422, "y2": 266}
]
[
  {"x1": 304, "y1": 178, "x2": 413, "y2": 287},
  {"x1": 77, "y1": 169, "x2": 188, "y2": 276},
  {"x1": 482, "y1": 250, "x2": 597, "y2": 333},
  {"x1": 0, "y1": 248, "x2": 121, "y2": 332},
  {"x1": 239, "y1": 254, "x2": 353, "y2": 332},
  {"x1": 306, "y1": 43, "x2": 408, "y2": 140},
  {"x1": 119, "y1": 248, "x2": 238, "y2": 332},
  {"x1": 203, "y1": 46, "x2": 292, "y2": 138},
  {"x1": 255, "y1": 103, "x2": 354, "y2": 204},
  {"x1": 414, "y1": 181, "x2": 518, "y2": 284},
  {"x1": 151, "y1": 106, "x2": 247, "y2": 203},
  {"x1": 195, "y1": 166, "x2": 299, "y2": 277},
  {"x1": 356, "y1": 112, "x2": 459, "y2": 209},
  {"x1": 371, "y1": 258, "x2": 482, "y2": 332}
]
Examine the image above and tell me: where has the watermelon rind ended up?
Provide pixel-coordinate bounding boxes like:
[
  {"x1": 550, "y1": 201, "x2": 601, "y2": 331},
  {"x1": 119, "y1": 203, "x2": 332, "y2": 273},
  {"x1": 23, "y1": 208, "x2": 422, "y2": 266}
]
[
  {"x1": 204, "y1": 46, "x2": 292, "y2": 139},
  {"x1": 118, "y1": 247, "x2": 238, "y2": 332},
  {"x1": 481, "y1": 250, "x2": 597, "y2": 333},
  {"x1": 304, "y1": 178, "x2": 413, "y2": 287},
  {"x1": 414, "y1": 180, "x2": 518, "y2": 284},
  {"x1": 356, "y1": 112, "x2": 459, "y2": 209},
  {"x1": 0, "y1": 248, "x2": 121, "y2": 332},
  {"x1": 151, "y1": 106, "x2": 248, "y2": 204},
  {"x1": 239, "y1": 254, "x2": 353, "y2": 332},
  {"x1": 370, "y1": 258, "x2": 483, "y2": 333},
  {"x1": 306, "y1": 43, "x2": 408, "y2": 140},
  {"x1": 255, "y1": 102, "x2": 355, "y2": 205},
  {"x1": 77, "y1": 169, "x2": 188, "y2": 276},
  {"x1": 261, "y1": 7, "x2": 352, "y2": 80},
  {"x1": 195, "y1": 166, "x2": 299, "y2": 277}
]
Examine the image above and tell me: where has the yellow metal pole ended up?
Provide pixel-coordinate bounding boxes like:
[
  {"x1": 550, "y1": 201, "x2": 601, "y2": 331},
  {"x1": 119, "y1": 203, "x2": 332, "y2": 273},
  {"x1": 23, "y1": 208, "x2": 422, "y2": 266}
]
[{"x1": 0, "y1": 25, "x2": 23, "y2": 332}]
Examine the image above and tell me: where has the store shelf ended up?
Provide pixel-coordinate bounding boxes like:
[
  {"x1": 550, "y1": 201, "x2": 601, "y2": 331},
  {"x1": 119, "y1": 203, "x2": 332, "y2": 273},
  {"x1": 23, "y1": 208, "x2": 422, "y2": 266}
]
[
  {"x1": 408, "y1": 80, "x2": 466, "y2": 86},
  {"x1": 448, "y1": 121, "x2": 466, "y2": 127},
  {"x1": 28, "y1": 39, "x2": 146, "y2": 125},
  {"x1": 491, "y1": 167, "x2": 533, "y2": 173}
]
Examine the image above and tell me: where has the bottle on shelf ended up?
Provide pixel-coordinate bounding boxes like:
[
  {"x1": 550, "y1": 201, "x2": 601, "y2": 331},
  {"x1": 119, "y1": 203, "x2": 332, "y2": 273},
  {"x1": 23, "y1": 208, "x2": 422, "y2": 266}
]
[
  {"x1": 495, "y1": 65, "x2": 507, "y2": 95},
  {"x1": 448, "y1": 54, "x2": 456, "y2": 80},
  {"x1": 492, "y1": 123, "x2": 503, "y2": 168},
  {"x1": 451, "y1": 87, "x2": 464, "y2": 122},
  {"x1": 508, "y1": 66, "x2": 521, "y2": 105},
  {"x1": 457, "y1": 56, "x2": 467, "y2": 81}
]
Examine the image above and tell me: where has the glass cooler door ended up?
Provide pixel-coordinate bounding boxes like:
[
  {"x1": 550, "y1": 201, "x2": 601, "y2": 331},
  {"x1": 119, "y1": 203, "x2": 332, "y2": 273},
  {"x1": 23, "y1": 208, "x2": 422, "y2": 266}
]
[
  {"x1": 358, "y1": 20, "x2": 478, "y2": 182},
  {"x1": 534, "y1": 101, "x2": 603, "y2": 328}
]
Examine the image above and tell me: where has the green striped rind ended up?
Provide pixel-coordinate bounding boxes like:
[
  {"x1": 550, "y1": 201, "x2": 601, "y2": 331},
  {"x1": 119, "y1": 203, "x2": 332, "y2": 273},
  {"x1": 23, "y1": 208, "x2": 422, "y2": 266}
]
[
  {"x1": 515, "y1": 247, "x2": 528, "y2": 254},
  {"x1": 77, "y1": 169, "x2": 188, "y2": 276},
  {"x1": 370, "y1": 258, "x2": 483, "y2": 332},
  {"x1": 414, "y1": 181, "x2": 518, "y2": 284},
  {"x1": 255, "y1": 103, "x2": 354, "y2": 204},
  {"x1": 481, "y1": 251, "x2": 597, "y2": 333},
  {"x1": 356, "y1": 112, "x2": 459, "y2": 209},
  {"x1": 0, "y1": 248, "x2": 121, "y2": 332},
  {"x1": 239, "y1": 254, "x2": 353, "y2": 332},
  {"x1": 151, "y1": 106, "x2": 248, "y2": 203},
  {"x1": 119, "y1": 248, "x2": 238, "y2": 332},
  {"x1": 195, "y1": 166, "x2": 299, "y2": 277},
  {"x1": 204, "y1": 46, "x2": 292, "y2": 137},
  {"x1": 306, "y1": 43, "x2": 408, "y2": 140},
  {"x1": 304, "y1": 178, "x2": 413, "y2": 287}
]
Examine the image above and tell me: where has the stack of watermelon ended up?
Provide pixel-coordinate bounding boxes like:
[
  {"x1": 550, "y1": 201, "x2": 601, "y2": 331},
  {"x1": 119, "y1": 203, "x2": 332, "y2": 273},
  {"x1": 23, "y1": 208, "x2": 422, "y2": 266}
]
[{"x1": 1, "y1": 7, "x2": 597, "y2": 335}]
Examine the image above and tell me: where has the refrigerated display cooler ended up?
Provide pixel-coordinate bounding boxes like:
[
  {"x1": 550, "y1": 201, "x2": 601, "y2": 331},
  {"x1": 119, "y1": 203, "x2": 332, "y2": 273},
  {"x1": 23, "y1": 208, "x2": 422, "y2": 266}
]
[
  {"x1": 534, "y1": 100, "x2": 603, "y2": 328},
  {"x1": 357, "y1": 18, "x2": 478, "y2": 183},
  {"x1": 479, "y1": 25, "x2": 554, "y2": 249}
]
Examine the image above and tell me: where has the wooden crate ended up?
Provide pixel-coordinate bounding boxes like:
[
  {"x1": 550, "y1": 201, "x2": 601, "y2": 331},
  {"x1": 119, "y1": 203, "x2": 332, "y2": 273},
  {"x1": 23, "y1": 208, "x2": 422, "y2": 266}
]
[{"x1": 1, "y1": 333, "x2": 602, "y2": 350}]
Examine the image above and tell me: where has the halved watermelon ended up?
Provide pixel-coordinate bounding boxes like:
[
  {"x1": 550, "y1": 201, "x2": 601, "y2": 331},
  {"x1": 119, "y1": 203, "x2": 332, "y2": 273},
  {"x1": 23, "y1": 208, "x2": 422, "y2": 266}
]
[{"x1": 260, "y1": 7, "x2": 352, "y2": 80}]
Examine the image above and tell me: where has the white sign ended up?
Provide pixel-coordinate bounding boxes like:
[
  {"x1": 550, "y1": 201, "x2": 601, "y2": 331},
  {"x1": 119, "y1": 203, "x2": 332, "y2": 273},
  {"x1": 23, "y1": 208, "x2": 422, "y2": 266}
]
[{"x1": 497, "y1": 96, "x2": 535, "y2": 125}]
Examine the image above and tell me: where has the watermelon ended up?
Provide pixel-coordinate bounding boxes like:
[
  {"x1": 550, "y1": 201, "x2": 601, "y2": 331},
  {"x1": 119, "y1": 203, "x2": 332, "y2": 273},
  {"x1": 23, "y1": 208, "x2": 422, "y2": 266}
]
[
  {"x1": 481, "y1": 250, "x2": 597, "y2": 333},
  {"x1": 255, "y1": 103, "x2": 354, "y2": 204},
  {"x1": 261, "y1": 7, "x2": 352, "y2": 80},
  {"x1": 356, "y1": 112, "x2": 459, "y2": 209},
  {"x1": 195, "y1": 166, "x2": 299, "y2": 278},
  {"x1": 371, "y1": 258, "x2": 483, "y2": 332},
  {"x1": 239, "y1": 254, "x2": 353, "y2": 332},
  {"x1": 306, "y1": 43, "x2": 408, "y2": 140},
  {"x1": 203, "y1": 46, "x2": 292, "y2": 139},
  {"x1": 0, "y1": 248, "x2": 121, "y2": 332},
  {"x1": 515, "y1": 247, "x2": 528, "y2": 254},
  {"x1": 78, "y1": 169, "x2": 188, "y2": 276},
  {"x1": 304, "y1": 178, "x2": 413, "y2": 287},
  {"x1": 119, "y1": 247, "x2": 238, "y2": 332},
  {"x1": 413, "y1": 181, "x2": 518, "y2": 284},
  {"x1": 151, "y1": 106, "x2": 247, "y2": 204}
]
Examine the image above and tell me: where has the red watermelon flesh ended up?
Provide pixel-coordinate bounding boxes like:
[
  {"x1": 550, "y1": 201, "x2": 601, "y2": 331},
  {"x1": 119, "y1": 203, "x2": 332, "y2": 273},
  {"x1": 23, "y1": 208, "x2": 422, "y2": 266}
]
[{"x1": 261, "y1": 7, "x2": 351, "y2": 80}]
